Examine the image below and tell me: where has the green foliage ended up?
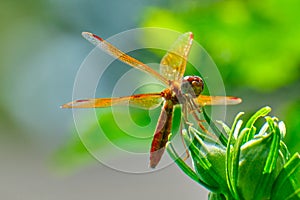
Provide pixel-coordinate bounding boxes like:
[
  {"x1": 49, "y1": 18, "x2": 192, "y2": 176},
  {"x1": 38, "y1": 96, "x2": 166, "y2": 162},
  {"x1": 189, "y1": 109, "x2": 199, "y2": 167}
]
[
  {"x1": 167, "y1": 106, "x2": 300, "y2": 199},
  {"x1": 141, "y1": 0, "x2": 300, "y2": 91}
]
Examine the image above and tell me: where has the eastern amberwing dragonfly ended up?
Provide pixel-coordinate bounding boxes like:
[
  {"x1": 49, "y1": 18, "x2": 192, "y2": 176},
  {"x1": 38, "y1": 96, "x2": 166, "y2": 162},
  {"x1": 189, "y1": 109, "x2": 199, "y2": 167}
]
[{"x1": 62, "y1": 32, "x2": 242, "y2": 168}]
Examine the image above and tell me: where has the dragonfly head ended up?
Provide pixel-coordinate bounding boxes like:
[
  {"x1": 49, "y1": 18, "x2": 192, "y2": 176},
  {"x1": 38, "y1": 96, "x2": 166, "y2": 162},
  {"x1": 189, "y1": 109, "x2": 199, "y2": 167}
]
[{"x1": 181, "y1": 76, "x2": 204, "y2": 97}]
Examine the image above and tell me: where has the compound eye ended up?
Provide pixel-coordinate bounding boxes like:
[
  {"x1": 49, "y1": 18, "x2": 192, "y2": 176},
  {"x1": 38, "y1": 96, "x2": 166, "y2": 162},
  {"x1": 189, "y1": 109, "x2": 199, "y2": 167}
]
[
  {"x1": 181, "y1": 76, "x2": 204, "y2": 97},
  {"x1": 192, "y1": 80, "x2": 199, "y2": 86}
]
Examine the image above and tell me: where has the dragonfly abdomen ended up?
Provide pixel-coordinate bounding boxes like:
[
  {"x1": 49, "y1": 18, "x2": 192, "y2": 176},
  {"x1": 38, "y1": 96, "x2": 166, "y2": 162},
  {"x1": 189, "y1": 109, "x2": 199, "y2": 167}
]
[{"x1": 150, "y1": 100, "x2": 174, "y2": 168}]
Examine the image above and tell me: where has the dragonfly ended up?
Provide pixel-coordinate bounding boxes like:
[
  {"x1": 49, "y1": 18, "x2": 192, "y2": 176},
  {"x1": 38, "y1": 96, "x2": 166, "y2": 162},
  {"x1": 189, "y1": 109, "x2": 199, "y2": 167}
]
[{"x1": 61, "y1": 31, "x2": 242, "y2": 168}]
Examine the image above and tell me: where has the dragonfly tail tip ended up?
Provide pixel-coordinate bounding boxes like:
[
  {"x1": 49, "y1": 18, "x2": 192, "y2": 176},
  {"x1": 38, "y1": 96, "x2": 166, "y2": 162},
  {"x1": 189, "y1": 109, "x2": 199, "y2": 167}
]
[{"x1": 81, "y1": 31, "x2": 91, "y2": 36}]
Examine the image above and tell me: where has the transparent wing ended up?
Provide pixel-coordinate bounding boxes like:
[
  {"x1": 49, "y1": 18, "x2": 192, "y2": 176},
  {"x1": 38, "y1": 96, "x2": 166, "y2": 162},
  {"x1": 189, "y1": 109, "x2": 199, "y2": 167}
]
[
  {"x1": 195, "y1": 95, "x2": 242, "y2": 106},
  {"x1": 82, "y1": 32, "x2": 169, "y2": 85},
  {"x1": 61, "y1": 93, "x2": 163, "y2": 110},
  {"x1": 160, "y1": 32, "x2": 193, "y2": 81}
]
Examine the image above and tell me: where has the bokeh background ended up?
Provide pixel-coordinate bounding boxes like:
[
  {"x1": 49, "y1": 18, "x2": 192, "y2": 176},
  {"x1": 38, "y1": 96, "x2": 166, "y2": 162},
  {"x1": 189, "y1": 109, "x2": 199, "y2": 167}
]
[{"x1": 0, "y1": 0, "x2": 299, "y2": 199}]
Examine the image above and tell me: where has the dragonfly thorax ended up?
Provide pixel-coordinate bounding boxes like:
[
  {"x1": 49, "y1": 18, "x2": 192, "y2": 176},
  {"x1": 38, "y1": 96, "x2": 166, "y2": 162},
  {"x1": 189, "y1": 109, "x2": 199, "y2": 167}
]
[{"x1": 181, "y1": 76, "x2": 204, "y2": 97}]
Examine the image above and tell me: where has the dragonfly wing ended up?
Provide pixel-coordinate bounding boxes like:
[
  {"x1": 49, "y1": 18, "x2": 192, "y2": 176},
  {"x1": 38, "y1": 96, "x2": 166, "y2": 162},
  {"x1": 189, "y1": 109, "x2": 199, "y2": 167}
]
[
  {"x1": 195, "y1": 95, "x2": 242, "y2": 106},
  {"x1": 82, "y1": 32, "x2": 169, "y2": 86},
  {"x1": 61, "y1": 93, "x2": 163, "y2": 110},
  {"x1": 160, "y1": 32, "x2": 193, "y2": 81}
]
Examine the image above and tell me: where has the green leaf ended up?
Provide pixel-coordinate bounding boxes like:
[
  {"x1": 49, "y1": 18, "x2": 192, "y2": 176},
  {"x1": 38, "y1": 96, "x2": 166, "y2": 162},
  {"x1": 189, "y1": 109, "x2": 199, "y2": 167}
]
[
  {"x1": 208, "y1": 192, "x2": 227, "y2": 200},
  {"x1": 271, "y1": 153, "x2": 300, "y2": 200},
  {"x1": 202, "y1": 107, "x2": 228, "y2": 146},
  {"x1": 166, "y1": 141, "x2": 218, "y2": 191},
  {"x1": 263, "y1": 117, "x2": 281, "y2": 174},
  {"x1": 183, "y1": 131, "x2": 221, "y2": 189},
  {"x1": 253, "y1": 117, "x2": 281, "y2": 199},
  {"x1": 225, "y1": 112, "x2": 244, "y2": 198},
  {"x1": 244, "y1": 106, "x2": 271, "y2": 142},
  {"x1": 231, "y1": 127, "x2": 249, "y2": 199},
  {"x1": 216, "y1": 120, "x2": 231, "y2": 136}
]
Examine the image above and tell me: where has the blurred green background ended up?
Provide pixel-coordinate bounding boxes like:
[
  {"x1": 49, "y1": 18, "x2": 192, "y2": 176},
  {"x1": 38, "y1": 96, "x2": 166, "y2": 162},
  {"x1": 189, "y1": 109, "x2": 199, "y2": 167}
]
[{"x1": 0, "y1": 0, "x2": 299, "y2": 199}]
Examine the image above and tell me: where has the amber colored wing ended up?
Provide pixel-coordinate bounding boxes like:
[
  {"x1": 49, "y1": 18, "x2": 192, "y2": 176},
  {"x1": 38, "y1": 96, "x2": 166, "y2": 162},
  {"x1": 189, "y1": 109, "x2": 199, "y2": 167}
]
[
  {"x1": 82, "y1": 32, "x2": 169, "y2": 86},
  {"x1": 195, "y1": 95, "x2": 242, "y2": 106},
  {"x1": 61, "y1": 93, "x2": 163, "y2": 109},
  {"x1": 160, "y1": 32, "x2": 193, "y2": 81}
]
